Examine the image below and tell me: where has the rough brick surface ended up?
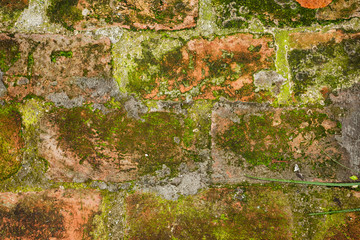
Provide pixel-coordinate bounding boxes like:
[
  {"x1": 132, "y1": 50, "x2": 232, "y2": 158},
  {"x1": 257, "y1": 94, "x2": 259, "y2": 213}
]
[
  {"x1": 0, "y1": 33, "x2": 114, "y2": 107},
  {"x1": 0, "y1": 189, "x2": 101, "y2": 240}
]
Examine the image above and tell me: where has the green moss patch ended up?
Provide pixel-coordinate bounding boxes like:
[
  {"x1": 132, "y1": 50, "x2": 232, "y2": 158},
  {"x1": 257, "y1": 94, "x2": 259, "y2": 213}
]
[
  {"x1": 0, "y1": 106, "x2": 23, "y2": 181},
  {"x1": 126, "y1": 187, "x2": 292, "y2": 239},
  {"x1": 288, "y1": 37, "x2": 360, "y2": 102},
  {"x1": 52, "y1": 106, "x2": 200, "y2": 175},
  {"x1": 50, "y1": 50, "x2": 73, "y2": 63},
  {"x1": 216, "y1": 108, "x2": 341, "y2": 174}
]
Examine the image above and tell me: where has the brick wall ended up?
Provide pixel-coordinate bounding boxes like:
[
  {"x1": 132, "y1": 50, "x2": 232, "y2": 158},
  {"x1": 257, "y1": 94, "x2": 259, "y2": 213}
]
[{"x1": 1, "y1": 0, "x2": 360, "y2": 239}]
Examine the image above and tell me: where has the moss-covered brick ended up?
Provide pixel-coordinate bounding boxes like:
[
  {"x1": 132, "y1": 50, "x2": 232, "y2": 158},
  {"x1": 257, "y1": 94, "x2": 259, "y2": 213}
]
[
  {"x1": 125, "y1": 187, "x2": 292, "y2": 239},
  {"x1": 212, "y1": 103, "x2": 344, "y2": 182},
  {"x1": 41, "y1": 104, "x2": 205, "y2": 182},
  {"x1": 0, "y1": 105, "x2": 23, "y2": 181},
  {"x1": 0, "y1": 189, "x2": 101, "y2": 239},
  {"x1": 316, "y1": 0, "x2": 360, "y2": 20},
  {"x1": 216, "y1": 109, "x2": 339, "y2": 169},
  {"x1": 288, "y1": 33, "x2": 360, "y2": 103},
  {"x1": 115, "y1": 33, "x2": 276, "y2": 101},
  {"x1": 47, "y1": 0, "x2": 198, "y2": 31},
  {"x1": 212, "y1": 0, "x2": 327, "y2": 29}
]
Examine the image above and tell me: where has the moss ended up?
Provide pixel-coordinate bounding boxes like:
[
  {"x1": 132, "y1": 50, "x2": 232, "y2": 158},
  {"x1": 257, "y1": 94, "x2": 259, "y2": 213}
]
[
  {"x1": 0, "y1": 38, "x2": 21, "y2": 72},
  {"x1": 47, "y1": 0, "x2": 83, "y2": 31},
  {"x1": 50, "y1": 50, "x2": 73, "y2": 63},
  {"x1": 53, "y1": 106, "x2": 199, "y2": 175},
  {"x1": 288, "y1": 37, "x2": 360, "y2": 102},
  {"x1": 217, "y1": 109, "x2": 340, "y2": 172},
  {"x1": 0, "y1": 105, "x2": 23, "y2": 181}
]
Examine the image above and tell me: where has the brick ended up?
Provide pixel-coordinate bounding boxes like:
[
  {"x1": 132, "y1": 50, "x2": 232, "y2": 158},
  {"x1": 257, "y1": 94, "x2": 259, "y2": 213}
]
[
  {"x1": 211, "y1": 102, "x2": 344, "y2": 183},
  {"x1": 295, "y1": 0, "x2": 332, "y2": 9},
  {"x1": 288, "y1": 31, "x2": 360, "y2": 102},
  {"x1": 47, "y1": 0, "x2": 198, "y2": 31},
  {"x1": 125, "y1": 188, "x2": 292, "y2": 239},
  {"x1": 316, "y1": 0, "x2": 360, "y2": 20},
  {"x1": 212, "y1": 0, "x2": 322, "y2": 29},
  {"x1": 0, "y1": 189, "x2": 101, "y2": 240},
  {"x1": 114, "y1": 33, "x2": 276, "y2": 101},
  {"x1": 0, "y1": 106, "x2": 23, "y2": 181},
  {"x1": 39, "y1": 105, "x2": 207, "y2": 182},
  {"x1": 0, "y1": 33, "x2": 115, "y2": 106}
]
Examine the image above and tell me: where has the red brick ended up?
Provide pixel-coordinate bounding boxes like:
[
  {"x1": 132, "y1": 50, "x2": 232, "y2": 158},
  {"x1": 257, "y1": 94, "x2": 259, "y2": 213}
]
[{"x1": 0, "y1": 189, "x2": 101, "y2": 240}]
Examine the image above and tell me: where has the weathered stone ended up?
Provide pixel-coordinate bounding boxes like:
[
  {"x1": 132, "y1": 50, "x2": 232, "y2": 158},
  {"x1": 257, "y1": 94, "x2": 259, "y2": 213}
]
[
  {"x1": 39, "y1": 103, "x2": 209, "y2": 182},
  {"x1": 330, "y1": 83, "x2": 360, "y2": 172},
  {"x1": 136, "y1": 160, "x2": 210, "y2": 200},
  {"x1": 0, "y1": 33, "x2": 116, "y2": 105},
  {"x1": 288, "y1": 31, "x2": 360, "y2": 103},
  {"x1": 114, "y1": 32, "x2": 276, "y2": 101},
  {"x1": 211, "y1": 102, "x2": 344, "y2": 184},
  {"x1": 253, "y1": 70, "x2": 285, "y2": 95},
  {"x1": 47, "y1": 0, "x2": 198, "y2": 31},
  {"x1": 0, "y1": 189, "x2": 101, "y2": 239},
  {"x1": 0, "y1": 105, "x2": 23, "y2": 181}
]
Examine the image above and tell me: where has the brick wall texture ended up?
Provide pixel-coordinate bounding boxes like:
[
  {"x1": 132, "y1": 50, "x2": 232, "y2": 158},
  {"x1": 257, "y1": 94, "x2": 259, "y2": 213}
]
[{"x1": 1, "y1": 0, "x2": 360, "y2": 239}]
